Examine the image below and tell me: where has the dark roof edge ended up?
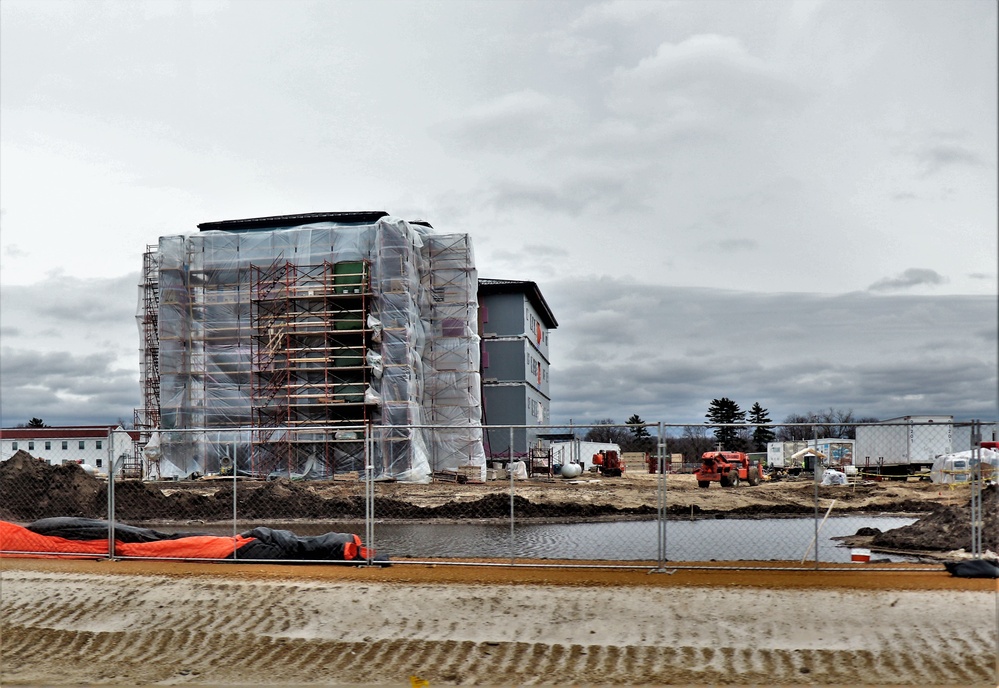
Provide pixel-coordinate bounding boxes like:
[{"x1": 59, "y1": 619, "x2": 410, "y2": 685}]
[
  {"x1": 478, "y1": 278, "x2": 558, "y2": 329},
  {"x1": 198, "y1": 212, "x2": 389, "y2": 232}
]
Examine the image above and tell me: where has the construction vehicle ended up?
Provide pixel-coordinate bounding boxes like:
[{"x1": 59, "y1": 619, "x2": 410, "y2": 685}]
[
  {"x1": 695, "y1": 451, "x2": 762, "y2": 488},
  {"x1": 592, "y1": 449, "x2": 625, "y2": 477}
]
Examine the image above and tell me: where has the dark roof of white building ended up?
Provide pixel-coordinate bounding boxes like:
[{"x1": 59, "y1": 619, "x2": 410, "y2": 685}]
[{"x1": 0, "y1": 425, "x2": 124, "y2": 440}]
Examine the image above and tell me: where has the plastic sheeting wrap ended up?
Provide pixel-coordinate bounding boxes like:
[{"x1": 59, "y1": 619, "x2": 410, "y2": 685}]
[
  {"x1": 930, "y1": 448, "x2": 999, "y2": 484},
  {"x1": 139, "y1": 216, "x2": 484, "y2": 481}
]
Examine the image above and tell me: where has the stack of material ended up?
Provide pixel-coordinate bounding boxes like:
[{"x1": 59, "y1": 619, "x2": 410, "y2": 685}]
[{"x1": 622, "y1": 452, "x2": 649, "y2": 472}]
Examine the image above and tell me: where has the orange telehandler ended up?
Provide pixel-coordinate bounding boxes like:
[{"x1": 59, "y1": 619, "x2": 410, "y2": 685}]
[{"x1": 695, "y1": 451, "x2": 762, "y2": 488}]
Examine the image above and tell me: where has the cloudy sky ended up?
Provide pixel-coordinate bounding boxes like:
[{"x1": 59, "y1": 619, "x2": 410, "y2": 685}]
[{"x1": 1, "y1": 0, "x2": 996, "y2": 429}]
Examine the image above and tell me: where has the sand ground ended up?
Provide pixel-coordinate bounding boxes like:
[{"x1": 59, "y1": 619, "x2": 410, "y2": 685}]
[{"x1": 2, "y1": 558, "x2": 996, "y2": 687}]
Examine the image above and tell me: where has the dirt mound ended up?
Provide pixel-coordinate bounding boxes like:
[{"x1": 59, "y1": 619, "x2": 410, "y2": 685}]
[
  {"x1": 0, "y1": 451, "x2": 103, "y2": 520},
  {"x1": 872, "y1": 484, "x2": 997, "y2": 552},
  {"x1": 116, "y1": 480, "x2": 369, "y2": 521}
]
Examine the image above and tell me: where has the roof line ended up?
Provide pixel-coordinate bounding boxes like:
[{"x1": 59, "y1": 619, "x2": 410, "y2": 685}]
[{"x1": 198, "y1": 212, "x2": 389, "y2": 232}]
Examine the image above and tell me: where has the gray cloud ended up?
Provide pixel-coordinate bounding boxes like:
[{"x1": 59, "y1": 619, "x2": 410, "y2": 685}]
[
  {"x1": 481, "y1": 174, "x2": 645, "y2": 217},
  {"x1": 0, "y1": 347, "x2": 138, "y2": 426},
  {"x1": 1, "y1": 272, "x2": 140, "y2": 425},
  {"x1": 543, "y1": 278, "x2": 996, "y2": 425},
  {"x1": 437, "y1": 90, "x2": 577, "y2": 153},
  {"x1": 917, "y1": 143, "x2": 987, "y2": 176},
  {"x1": 868, "y1": 268, "x2": 947, "y2": 292},
  {"x1": 0, "y1": 274, "x2": 994, "y2": 430},
  {"x1": 608, "y1": 34, "x2": 807, "y2": 123},
  {"x1": 716, "y1": 238, "x2": 758, "y2": 253},
  {"x1": 2, "y1": 272, "x2": 139, "y2": 324}
]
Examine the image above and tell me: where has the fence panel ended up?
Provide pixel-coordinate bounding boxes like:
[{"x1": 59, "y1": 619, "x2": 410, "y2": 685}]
[
  {"x1": 2, "y1": 421, "x2": 991, "y2": 568},
  {"x1": 0, "y1": 431, "x2": 112, "y2": 557}
]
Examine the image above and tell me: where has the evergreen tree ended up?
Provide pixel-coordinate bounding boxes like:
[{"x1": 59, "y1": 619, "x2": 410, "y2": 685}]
[
  {"x1": 27, "y1": 417, "x2": 46, "y2": 428},
  {"x1": 748, "y1": 402, "x2": 775, "y2": 451},
  {"x1": 705, "y1": 398, "x2": 746, "y2": 450},
  {"x1": 626, "y1": 414, "x2": 656, "y2": 453}
]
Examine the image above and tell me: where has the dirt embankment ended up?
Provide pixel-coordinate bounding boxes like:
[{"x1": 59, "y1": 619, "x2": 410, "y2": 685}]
[{"x1": 1, "y1": 450, "x2": 993, "y2": 554}]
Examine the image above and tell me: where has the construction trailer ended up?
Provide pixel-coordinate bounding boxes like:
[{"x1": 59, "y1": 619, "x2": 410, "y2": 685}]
[
  {"x1": 851, "y1": 416, "x2": 997, "y2": 475},
  {"x1": 136, "y1": 212, "x2": 484, "y2": 482},
  {"x1": 766, "y1": 440, "x2": 853, "y2": 470},
  {"x1": 766, "y1": 441, "x2": 808, "y2": 468}
]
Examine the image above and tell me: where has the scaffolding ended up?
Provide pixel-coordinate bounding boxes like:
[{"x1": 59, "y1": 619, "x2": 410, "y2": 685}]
[
  {"x1": 249, "y1": 261, "x2": 372, "y2": 477},
  {"x1": 135, "y1": 245, "x2": 161, "y2": 438},
  {"x1": 137, "y1": 215, "x2": 485, "y2": 481},
  {"x1": 423, "y1": 234, "x2": 483, "y2": 476}
]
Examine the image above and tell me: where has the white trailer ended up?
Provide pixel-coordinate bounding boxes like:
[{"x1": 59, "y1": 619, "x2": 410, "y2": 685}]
[
  {"x1": 854, "y1": 416, "x2": 954, "y2": 474},
  {"x1": 767, "y1": 441, "x2": 807, "y2": 468},
  {"x1": 767, "y1": 439, "x2": 852, "y2": 470},
  {"x1": 550, "y1": 441, "x2": 621, "y2": 472},
  {"x1": 812, "y1": 439, "x2": 855, "y2": 466}
]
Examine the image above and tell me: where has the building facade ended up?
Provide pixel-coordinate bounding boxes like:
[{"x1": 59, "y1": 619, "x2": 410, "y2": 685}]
[
  {"x1": 0, "y1": 425, "x2": 138, "y2": 474},
  {"x1": 477, "y1": 279, "x2": 558, "y2": 456},
  {"x1": 137, "y1": 212, "x2": 484, "y2": 481}
]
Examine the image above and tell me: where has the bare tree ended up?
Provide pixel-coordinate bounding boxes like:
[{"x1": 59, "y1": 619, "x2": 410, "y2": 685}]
[
  {"x1": 583, "y1": 419, "x2": 632, "y2": 447},
  {"x1": 778, "y1": 408, "x2": 879, "y2": 441},
  {"x1": 665, "y1": 426, "x2": 716, "y2": 469}
]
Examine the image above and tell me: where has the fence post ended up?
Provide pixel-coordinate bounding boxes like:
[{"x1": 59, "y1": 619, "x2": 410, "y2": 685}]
[
  {"x1": 813, "y1": 424, "x2": 820, "y2": 569},
  {"x1": 509, "y1": 426, "x2": 515, "y2": 565},
  {"x1": 365, "y1": 427, "x2": 374, "y2": 565},
  {"x1": 231, "y1": 436, "x2": 238, "y2": 560},
  {"x1": 969, "y1": 419, "x2": 983, "y2": 559},
  {"x1": 656, "y1": 421, "x2": 668, "y2": 570},
  {"x1": 107, "y1": 428, "x2": 115, "y2": 560}
]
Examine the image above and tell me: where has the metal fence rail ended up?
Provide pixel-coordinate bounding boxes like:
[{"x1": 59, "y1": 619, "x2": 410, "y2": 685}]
[{"x1": 1, "y1": 420, "x2": 994, "y2": 571}]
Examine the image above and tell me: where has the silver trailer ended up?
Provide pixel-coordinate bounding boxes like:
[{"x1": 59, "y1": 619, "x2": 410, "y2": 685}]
[{"x1": 854, "y1": 416, "x2": 954, "y2": 473}]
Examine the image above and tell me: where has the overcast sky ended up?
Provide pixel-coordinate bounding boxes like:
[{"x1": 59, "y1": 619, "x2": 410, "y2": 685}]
[{"x1": 1, "y1": 0, "x2": 996, "y2": 429}]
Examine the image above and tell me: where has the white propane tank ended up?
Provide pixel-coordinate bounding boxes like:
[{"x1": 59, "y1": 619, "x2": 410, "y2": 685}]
[{"x1": 561, "y1": 463, "x2": 582, "y2": 478}]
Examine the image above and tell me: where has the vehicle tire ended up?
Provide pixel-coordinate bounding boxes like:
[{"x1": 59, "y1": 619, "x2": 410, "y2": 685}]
[
  {"x1": 747, "y1": 463, "x2": 760, "y2": 486},
  {"x1": 728, "y1": 471, "x2": 740, "y2": 487},
  {"x1": 719, "y1": 473, "x2": 732, "y2": 487},
  {"x1": 697, "y1": 480, "x2": 711, "y2": 488}
]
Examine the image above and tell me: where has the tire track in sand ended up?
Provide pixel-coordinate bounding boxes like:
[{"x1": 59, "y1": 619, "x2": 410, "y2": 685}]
[{"x1": 2, "y1": 571, "x2": 996, "y2": 686}]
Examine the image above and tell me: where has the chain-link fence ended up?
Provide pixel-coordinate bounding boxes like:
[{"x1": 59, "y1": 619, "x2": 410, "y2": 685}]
[{"x1": 1, "y1": 421, "x2": 995, "y2": 570}]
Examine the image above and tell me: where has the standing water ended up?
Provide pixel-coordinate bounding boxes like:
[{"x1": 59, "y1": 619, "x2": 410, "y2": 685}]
[{"x1": 173, "y1": 516, "x2": 918, "y2": 563}]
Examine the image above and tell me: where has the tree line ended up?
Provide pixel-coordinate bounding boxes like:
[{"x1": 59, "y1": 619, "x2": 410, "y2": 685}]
[{"x1": 579, "y1": 402, "x2": 879, "y2": 459}]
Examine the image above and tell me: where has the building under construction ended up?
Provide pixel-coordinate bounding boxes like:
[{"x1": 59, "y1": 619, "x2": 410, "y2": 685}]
[{"x1": 136, "y1": 212, "x2": 484, "y2": 482}]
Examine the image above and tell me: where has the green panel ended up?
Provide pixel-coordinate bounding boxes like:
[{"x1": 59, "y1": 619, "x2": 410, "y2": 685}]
[
  {"x1": 333, "y1": 348, "x2": 363, "y2": 368},
  {"x1": 334, "y1": 383, "x2": 365, "y2": 403},
  {"x1": 329, "y1": 371, "x2": 364, "y2": 385},
  {"x1": 333, "y1": 261, "x2": 366, "y2": 294}
]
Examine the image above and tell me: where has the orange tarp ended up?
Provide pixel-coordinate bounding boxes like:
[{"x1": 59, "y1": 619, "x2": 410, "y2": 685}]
[{"x1": 0, "y1": 521, "x2": 254, "y2": 560}]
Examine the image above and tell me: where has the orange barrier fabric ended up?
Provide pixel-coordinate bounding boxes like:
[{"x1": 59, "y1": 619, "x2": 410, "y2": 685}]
[
  {"x1": 117, "y1": 534, "x2": 255, "y2": 559},
  {"x1": 1, "y1": 521, "x2": 108, "y2": 558},
  {"x1": 0, "y1": 521, "x2": 255, "y2": 560}
]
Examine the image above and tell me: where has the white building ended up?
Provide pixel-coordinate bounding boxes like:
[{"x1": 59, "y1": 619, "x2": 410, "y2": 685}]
[{"x1": 0, "y1": 425, "x2": 139, "y2": 475}]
